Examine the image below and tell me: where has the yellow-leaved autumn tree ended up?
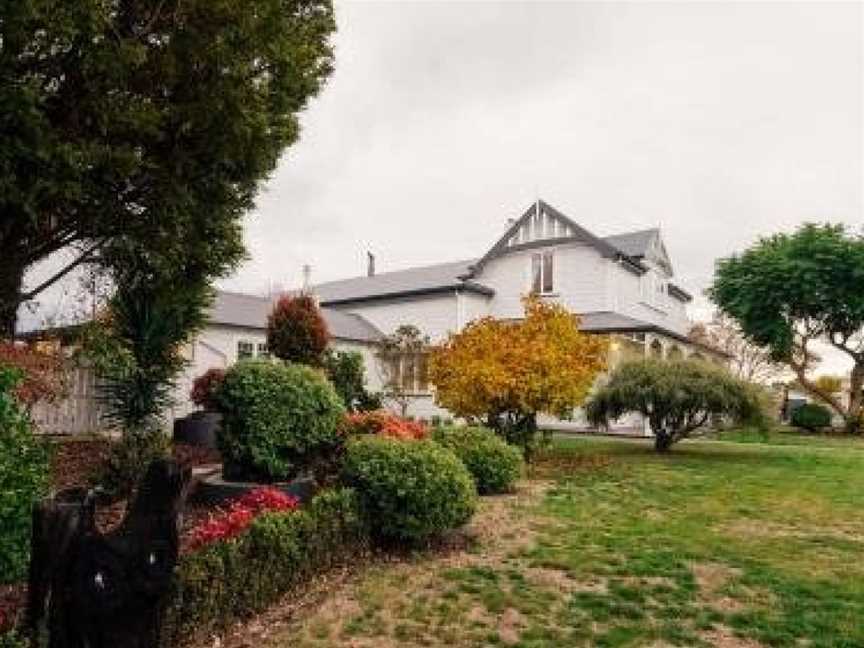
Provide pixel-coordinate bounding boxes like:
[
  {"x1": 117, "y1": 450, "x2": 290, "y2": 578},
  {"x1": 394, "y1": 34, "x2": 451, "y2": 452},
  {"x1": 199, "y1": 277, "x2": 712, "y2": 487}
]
[{"x1": 429, "y1": 296, "x2": 609, "y2": 458}]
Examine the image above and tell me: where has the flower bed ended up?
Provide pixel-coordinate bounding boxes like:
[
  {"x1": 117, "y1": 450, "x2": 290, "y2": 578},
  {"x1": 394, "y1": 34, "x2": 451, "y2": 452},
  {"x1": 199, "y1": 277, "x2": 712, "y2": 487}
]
[
  {"x1": 163, "y1": 487, "x2": 369, "y2": 645},
  {"x1": 186, "y1": 487, "x2": 299, "y2": 551}
]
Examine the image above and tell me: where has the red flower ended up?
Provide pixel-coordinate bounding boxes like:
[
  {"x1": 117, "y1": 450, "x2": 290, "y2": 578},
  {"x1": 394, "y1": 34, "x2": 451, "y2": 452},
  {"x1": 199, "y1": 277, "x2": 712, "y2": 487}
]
[
  {"x1": 187, "y1": 487, "x2": 300, "y2": 551},
  {"x1": 342, "y1": 410, "x2": 428, "y2": 441}
]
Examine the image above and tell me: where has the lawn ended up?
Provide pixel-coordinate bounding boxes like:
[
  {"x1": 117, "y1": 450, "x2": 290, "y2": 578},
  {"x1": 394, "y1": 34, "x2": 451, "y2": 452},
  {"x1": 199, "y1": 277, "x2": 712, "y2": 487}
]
[{"x1": 234, "y1": 435, "x2": 864, "y2": 648}]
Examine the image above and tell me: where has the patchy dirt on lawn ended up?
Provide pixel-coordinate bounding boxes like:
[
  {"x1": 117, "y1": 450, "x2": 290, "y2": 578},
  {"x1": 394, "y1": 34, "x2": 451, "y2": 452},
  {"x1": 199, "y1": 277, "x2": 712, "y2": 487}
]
[{"x1": 700, "y1": 625, "x2": 768, "y2": 648}]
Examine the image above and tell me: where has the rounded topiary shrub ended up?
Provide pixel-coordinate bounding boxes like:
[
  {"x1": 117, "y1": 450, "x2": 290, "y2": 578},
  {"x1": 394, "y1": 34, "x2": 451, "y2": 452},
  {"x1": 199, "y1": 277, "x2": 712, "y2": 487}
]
[
  {"x1": 215, "y1": 361, "x2": 345, "y2": 482},
  {"x1": 791, "y1": 402, "x2": 832, "y2": 432},
  {"x1": 341, "y1": 436, "x2": 477, "y2": 542},
  {"x1": 266, "y1": 294, "x2": 330, "y2": 366},
  {"x1": 432, "y1": 426, "x2": 523, "y2": 495}
]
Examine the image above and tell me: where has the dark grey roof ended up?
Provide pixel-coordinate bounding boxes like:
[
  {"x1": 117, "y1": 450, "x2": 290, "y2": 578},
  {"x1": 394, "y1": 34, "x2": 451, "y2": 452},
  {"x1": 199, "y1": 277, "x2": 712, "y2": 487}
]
[
  {"x1": 577, "y1": 311, "x2": 692, "y2": 344},
  {"x1": 602, "y1": 228, "x2": 658, "y2": 258},
  {"x1": 667, "y1": 283, "x2": 693, "y2": 303},
  {"x1": 208, "y1": 291, "x2": 383, "y2": 342},
  {"x1": 312, "y1": 259, "x2": 493, "y2": 306},
  {"x1": 577, "y1": 311, "x2": 662, "y2": 333}
]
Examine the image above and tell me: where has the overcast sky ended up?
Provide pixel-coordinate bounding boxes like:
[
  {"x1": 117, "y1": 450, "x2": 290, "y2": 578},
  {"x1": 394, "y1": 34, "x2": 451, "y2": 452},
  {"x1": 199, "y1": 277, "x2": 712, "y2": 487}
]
[{"x1": 25, "y1": 0, "x2": 864, "y2": 372}]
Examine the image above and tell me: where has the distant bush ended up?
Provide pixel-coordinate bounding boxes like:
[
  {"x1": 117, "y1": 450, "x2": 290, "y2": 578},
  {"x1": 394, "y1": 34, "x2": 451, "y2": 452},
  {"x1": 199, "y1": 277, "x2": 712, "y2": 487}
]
[
  {"x1": 0, "y1": 342, "x2": 66, "y2": 406},
  {"x1": 791, "y1": 403, "x2": 832, "y2": 432},
  {"x1": 0, "y1": 366, "x2": 50, "y2": 583},
  {"x1": 266, "y1": 293, "x2": 329, "y2": 365},
  {"x1": 164, "y1": 487, "x2": 368, "y2": 644},
  {"x1": 432, "y1": 426, "x2": 523, "y2": 494},
  {"x1": 0, "y1": 629, "x2": 26, "y2": 648},
  {"x1": 342, "y1": 436, "x2": 476, "y2": 541},
  {"x1": 96, "y1": 426, "x2": 171, "y2": 500},
  {"x1": 189, "y1": 368, "x2": 226, "y2": 411},
  {"x1": 215, "y1": 361, "x2": 344, "y2": 481},
  {"x1": 322, "y1": 349, "x2": 381, "y2": 413},
  {"x1": 342, "y1": 410, "x2": 428, "y2": 440}
]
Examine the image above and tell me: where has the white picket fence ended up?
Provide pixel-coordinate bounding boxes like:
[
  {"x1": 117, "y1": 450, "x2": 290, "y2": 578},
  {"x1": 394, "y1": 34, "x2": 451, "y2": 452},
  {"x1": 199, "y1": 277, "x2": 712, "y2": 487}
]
[{"x1": 30, "y1": 366, "x2": 108, "y2": 435}]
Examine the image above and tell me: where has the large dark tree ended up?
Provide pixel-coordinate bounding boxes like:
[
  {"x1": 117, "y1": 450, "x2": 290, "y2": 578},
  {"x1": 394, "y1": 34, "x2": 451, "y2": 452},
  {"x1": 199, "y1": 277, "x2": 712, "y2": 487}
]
[
  {"x1": 0, "y1": 0, "x2": 336, "y2": 333},
  {"x1": 709, "y1": 224, "x2": 864, "y2": 432}
]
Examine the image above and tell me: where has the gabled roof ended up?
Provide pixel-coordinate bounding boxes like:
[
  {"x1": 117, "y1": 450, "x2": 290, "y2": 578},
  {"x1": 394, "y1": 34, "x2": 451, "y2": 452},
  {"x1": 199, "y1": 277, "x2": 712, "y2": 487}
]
[
  {"x1": 209, "y1": 291, "x2": 383, "y2": 342},
  {"x1": 602, "y1": 228, "x2": 658, "y2": 258},
  {"x1": 313, "y1": 259, "x2": 493, "y2": 306},
  {"x1": 604, "y1": 227, "x2": 675, "y2": 275},
  {"x1": 468, "y1": 200, "x2": 647, "y2": 277}
]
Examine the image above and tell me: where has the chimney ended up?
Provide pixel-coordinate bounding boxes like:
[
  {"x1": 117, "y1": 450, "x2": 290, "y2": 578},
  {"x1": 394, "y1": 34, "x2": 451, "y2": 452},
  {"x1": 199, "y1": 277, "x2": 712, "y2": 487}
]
[
  {"x1": 367, "y1": 251, "x2": 376, "y2": 277},
  {"x1": 302, "y1": 264, "x2": 312, "y2": 291}
]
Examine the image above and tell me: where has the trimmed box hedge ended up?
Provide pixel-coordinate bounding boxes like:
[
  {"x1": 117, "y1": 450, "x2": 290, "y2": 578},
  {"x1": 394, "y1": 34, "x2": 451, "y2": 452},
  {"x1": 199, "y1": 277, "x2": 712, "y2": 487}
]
[
  {"x1": 432, "y1": 426, "x2": 523, "y2": 494},
  {"x1": 162, "y1": 487, "x2": 369, "y2": 645},
  {"x1": 341, "y1": 436, "x2": 477, "y2": 542}
]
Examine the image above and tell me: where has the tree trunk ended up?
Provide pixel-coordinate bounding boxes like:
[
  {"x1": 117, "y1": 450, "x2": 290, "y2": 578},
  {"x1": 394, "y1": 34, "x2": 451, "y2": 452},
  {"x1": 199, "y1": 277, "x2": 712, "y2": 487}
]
[
  {"x1": 653, "y1": 430, "x2": 674, "y2": 452},
  {"x1": 0, "y1": 259, "x2": 24, "y2": 338},
  {"x1": 847, "y1": 362, "x2": 864, "y2": 434}
]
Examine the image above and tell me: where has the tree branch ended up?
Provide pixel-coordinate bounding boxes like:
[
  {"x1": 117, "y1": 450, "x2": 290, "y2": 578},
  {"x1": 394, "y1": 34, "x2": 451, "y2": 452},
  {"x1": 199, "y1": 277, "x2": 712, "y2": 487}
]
[{"x1": 19, "y1": 240, "x2": 108, "y2": 303}]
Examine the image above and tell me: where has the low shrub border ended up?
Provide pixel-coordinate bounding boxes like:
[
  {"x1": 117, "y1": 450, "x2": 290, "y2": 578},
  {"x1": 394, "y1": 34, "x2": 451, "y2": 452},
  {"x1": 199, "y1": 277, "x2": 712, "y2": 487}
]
[
  {"x1": 162, "y1": 487, "x2": 369, "y2": 645},
  {"x1": 432, "y1": 426, "x2": 523, "y2": 494}
]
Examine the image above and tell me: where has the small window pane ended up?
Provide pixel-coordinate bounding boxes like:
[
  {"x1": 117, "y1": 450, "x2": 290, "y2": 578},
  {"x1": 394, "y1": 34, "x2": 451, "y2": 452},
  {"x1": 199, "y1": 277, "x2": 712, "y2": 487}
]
[
  {"x1": 531, "y1": 254, "x2": 542, "y2": 294},
  {"x1": 400, "y1": 356, "x2": 415, "y2": 392},
  {"x1": 542, "y1": 252, "x2": 554, "y2": 293},
  {"x1": 417, "y1": 354, "x2": 429, "y2": 392},
  {"x1": 388, "y1": 356, "x2": 401, "y2": 390},
  {"x1": 237, "y1": 341, "x2": 254, "y2": 360}
]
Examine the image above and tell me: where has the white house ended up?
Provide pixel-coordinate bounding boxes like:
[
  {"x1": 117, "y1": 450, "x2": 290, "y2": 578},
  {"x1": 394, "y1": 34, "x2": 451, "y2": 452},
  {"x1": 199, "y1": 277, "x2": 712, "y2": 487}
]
[{"x1": 171, "y1": 200, "x2": 722, "y2": 434}]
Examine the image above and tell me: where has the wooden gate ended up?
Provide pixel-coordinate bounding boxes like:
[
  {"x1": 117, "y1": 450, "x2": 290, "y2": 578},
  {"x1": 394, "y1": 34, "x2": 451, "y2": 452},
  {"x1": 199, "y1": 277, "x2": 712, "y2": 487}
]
[{"x1": 30, "y1": 366, "x2": 107, "y2": 435}]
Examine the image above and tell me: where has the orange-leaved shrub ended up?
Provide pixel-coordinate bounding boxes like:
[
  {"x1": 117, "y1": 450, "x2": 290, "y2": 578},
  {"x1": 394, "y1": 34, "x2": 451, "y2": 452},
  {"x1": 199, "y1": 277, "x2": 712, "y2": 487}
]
[{"x1": 342, "y1": 410, "x2": 427, "y2": 440}]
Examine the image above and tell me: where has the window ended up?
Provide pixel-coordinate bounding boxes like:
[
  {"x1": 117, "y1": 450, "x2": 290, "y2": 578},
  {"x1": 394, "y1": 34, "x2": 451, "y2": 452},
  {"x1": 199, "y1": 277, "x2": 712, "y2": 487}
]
[
  {"x1": 531, "y1": 252, "x2": 554, "y2": 294},
  {"x1": 237, "y1": 341, "x2": 254, "y2": 360},
  {"x1": 257, "y1": 343, "x2": 269, "y2": 359},
  {"x1": 387, "y1": 353, "x2": 430, "y2": 394},
  {"x1": 416, "y1": 354, "x2": 429, "y2": 392}
]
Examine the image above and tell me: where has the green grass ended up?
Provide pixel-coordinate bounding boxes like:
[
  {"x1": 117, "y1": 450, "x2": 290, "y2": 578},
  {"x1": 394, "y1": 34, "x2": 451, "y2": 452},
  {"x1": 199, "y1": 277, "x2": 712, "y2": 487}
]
[
  {"x1": 271, "y1": 433, "x2": 864, "y2": 647},
  {"x1": 524, "y1": 437, "x2": 864, "y2": 646}
]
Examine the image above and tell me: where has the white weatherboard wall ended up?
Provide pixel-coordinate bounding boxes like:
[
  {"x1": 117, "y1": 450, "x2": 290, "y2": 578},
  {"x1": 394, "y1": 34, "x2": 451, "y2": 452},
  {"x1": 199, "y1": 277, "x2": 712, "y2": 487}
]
[
  {"x1": 456, "y1": 291, "x2": 491, "y2": 329},
  {"x1": 167, "y1": 325, "x2": 381, "y2": 420},
  {"x1": 477, "y1": 242, "x2": 609, "y2": 319},
  {"x1": 335, "y1": 293, "x2": 459, "y2": 341}
]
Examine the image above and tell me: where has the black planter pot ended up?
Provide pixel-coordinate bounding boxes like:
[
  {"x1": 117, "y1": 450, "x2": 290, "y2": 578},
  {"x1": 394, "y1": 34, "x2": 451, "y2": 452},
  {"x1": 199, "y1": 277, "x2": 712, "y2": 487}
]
[
  {"x1": 191, "y1": 473, "x2": 318, "y2": 507},
  {"x1": 173, "y1": 411, "x2": 221, "y2": 449}
]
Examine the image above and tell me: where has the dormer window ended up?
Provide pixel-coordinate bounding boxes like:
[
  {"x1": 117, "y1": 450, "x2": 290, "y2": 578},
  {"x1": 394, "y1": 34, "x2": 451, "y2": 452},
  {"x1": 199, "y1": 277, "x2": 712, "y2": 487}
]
[{"x1": 531, "y1": 252, "x2": 554, "y2": 294}]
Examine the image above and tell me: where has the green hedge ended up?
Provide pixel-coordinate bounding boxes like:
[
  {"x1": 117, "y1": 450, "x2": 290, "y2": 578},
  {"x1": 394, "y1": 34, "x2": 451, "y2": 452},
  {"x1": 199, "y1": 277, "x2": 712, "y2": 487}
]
[
  {"x1": 163, "y1": 487, "x2": 368, "y2": 645},
  {"x1": 215, "y1": 361, "x2": 345, "y2": 481},
  {"x1": 0, "y1": 366, "x2": 50, "y2": 583},
  {"x1": 341, "y1": 436, "x2": 477, "y2": 542},
  {"x1": 432, "y1": 426, "x2": 523, "y2": 494},
  {"x1": 791, "y1": 402, "x2": 832, "y2": 432},
  {"x1": 0, "y1": 630, "x2": 26, "y2": 648}
]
